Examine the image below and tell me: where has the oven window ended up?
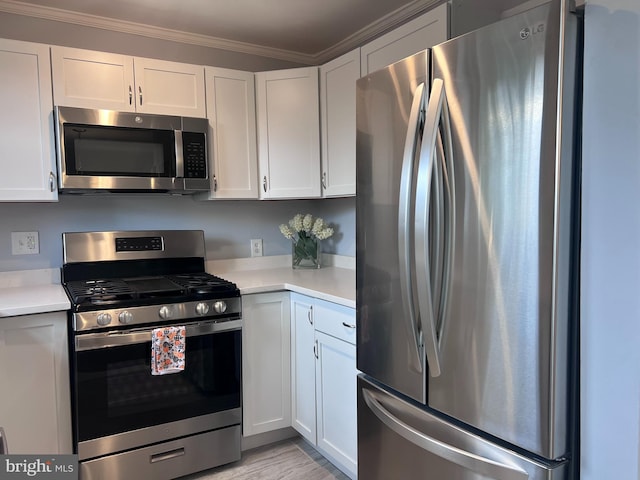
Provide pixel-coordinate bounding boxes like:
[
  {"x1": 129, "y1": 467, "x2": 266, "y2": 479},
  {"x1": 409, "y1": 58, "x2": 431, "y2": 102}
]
[
  {"x1": 74, "y1": 329, "x2": 241, "y2": 442},
  {"x1": 63, "y1": 124, "x2": 176, "y2": 177}
]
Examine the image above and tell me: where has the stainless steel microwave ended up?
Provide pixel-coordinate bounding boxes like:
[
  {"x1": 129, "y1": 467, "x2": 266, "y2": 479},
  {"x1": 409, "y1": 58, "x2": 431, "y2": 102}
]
[{"x1": 55, "y1": 106, "x2": 209, "y2": 194}]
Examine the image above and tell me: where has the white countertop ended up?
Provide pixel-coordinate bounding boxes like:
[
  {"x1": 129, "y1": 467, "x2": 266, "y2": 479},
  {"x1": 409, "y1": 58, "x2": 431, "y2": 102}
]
[
  {"x1": 0, "y1": 256, "x2": 355, "y2": 317},
  {"x1": 216, "y1": 265, "x2": 355, "y2": 308},
  {"x1": 0, "y1": 269, "x2": 70, "y2": 317},
  {"x1": 208, "y1": 254, "x2": 355, "y2": 308}
]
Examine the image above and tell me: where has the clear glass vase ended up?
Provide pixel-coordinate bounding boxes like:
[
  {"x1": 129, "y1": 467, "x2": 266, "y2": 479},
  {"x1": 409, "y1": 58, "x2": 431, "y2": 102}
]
[{"x1": 292, "y1": 237, "x2": 321, "y2": 269}]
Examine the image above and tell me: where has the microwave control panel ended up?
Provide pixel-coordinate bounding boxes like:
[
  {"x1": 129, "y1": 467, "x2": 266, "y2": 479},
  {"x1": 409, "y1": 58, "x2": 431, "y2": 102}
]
[{"x1": 182, "y1": 132, "x2": 207, "y2": 179}]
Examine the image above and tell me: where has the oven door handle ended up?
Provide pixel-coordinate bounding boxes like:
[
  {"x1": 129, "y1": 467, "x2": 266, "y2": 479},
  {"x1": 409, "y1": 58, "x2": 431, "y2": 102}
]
[{"x1": 75, "y1": 319, "x2": 242, "y2": 351}]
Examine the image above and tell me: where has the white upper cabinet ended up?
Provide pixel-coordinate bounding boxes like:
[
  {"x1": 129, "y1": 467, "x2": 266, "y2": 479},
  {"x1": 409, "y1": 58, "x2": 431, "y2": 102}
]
[
  {"x1": 255, "y1": 67, "x2": 321, "y2": 199},
  {"x1": 203, "y1": 67, "x2": 259, "y2": 199},
  {"x1": 360, "y1": 3, "x2": 449, "y2": 76},
  {"x1": 320, "y1": 49, "x2": 359, "y2": 197},
  {"x1": 0, "y1": 39, "x2": 57, "y2": 202},
  {"x1": 51, "y1": 46, "x2": 206, "y2": 117},
  {"x1": 133, "y1": 57, "x2": 206, "y2": 117},
  {"x1": 51, "y1": 47, "x2": 135, "y2": 112}
]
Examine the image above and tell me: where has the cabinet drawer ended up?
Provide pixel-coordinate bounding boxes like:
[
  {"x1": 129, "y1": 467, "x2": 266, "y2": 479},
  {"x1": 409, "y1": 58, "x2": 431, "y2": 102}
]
[{"x1": 313, "y1": 301, "x2": 356, "y2": 345}]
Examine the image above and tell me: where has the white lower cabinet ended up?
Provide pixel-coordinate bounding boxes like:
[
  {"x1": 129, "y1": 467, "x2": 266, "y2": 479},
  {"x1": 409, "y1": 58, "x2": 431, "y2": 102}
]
[
  {"x1": 0, "y1": 312, "x2": 72, "y2": 454},
  {"x1": 290, "y1": 293, "x2": 357, "y2": 478},
  {"x1": 290, "y1": 294, "x2": 317, "y2": 442},
  {"x1": 242, "y1": 292, "x2": 291, "y2": 436}
]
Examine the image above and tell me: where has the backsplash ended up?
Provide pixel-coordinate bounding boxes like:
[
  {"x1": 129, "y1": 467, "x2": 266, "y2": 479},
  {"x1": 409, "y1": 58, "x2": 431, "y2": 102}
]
[{"x1": 0, "y1": 195, "x2": 355, "y2": 272}]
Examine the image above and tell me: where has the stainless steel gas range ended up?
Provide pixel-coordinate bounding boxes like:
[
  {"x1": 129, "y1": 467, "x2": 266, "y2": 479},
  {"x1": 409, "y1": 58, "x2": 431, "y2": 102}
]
[{"x1": 61, "y1": 230, "x2": 242, "y2": 480}]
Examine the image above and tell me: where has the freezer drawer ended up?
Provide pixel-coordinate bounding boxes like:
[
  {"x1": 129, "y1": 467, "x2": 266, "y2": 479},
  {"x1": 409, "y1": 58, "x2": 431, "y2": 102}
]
[{"x1": 358, "y1": 376, "x2": 566, "y2": 480}]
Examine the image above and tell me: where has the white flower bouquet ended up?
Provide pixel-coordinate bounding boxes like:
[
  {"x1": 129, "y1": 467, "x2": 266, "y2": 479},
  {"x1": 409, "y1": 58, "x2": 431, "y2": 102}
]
[{"x1": 279, "y1": 213, "x2": 334, "y2": 269}]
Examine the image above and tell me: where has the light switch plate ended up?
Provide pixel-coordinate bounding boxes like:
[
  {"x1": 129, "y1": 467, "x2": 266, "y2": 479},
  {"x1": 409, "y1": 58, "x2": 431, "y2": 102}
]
[
  {"x1": 250, "y1": 239, "x2": 263, "y2": 257},
  {"x1": 11, "y1": 231, "x2": 39, "y2": 255}
]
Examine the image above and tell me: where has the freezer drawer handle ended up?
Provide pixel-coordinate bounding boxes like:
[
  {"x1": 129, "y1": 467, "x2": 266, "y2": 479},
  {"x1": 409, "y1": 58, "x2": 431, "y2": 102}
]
[{"x1": 362, "y1": 389, "x2": 528, "y2": 480}]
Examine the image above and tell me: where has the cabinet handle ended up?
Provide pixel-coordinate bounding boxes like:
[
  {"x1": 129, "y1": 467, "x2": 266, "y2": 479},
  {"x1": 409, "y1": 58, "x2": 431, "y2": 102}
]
[
  {"x1": 49, "y1": 172, "x2": 56, "y2": 192},
  {"x1": 139, "y1": 86, "x2": 143, "y2": 105},
  {"x1": 129, "y1": 85, "x2": 133, "y2": 105},
  {"x1": 213, "y1": 175, "x2": 218, "y2": 192},
  {"x1": 342, "y1": 322, "x2": 356, "y2": 329},
  {"x1": 308, "y1": 306, "x2": 313, "y2": 325},
  {"x1": 263, "y1": 176, "x2": 267, "y2": 192},
  {"x1": 322, "y1": 172, "x2": 327, "y2": 189},
  {"x1": 314, "y1": 339, "x2": 319, "y2": 359}
]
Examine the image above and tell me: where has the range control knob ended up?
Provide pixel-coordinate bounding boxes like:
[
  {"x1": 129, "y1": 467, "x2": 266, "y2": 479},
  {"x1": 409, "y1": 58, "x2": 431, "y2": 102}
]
[
  {"x1": 213, "y1": 301, "x2": 227, "y2": 314},
  {"x1": 158, "y1": 306, "x2": 172, "y2": 320},
  {"x1": 96, "y1": 313, "x2": 112, "y2": 326},
  {"x1": 195, "y1": 302, "x2": 210, "y2": 316},
  {"x1": 118, "y1": 311, "x2": 133, "y2": 324}
]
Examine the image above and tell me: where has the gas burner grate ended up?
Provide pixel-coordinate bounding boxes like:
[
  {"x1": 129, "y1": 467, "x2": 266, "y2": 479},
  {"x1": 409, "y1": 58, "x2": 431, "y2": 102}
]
[
  {"x1": 66, "y1": 279, "x2": 135, "y2": 304},
  {"x1": 167, "y1": 273, "x2": 238, "y2": 294}
]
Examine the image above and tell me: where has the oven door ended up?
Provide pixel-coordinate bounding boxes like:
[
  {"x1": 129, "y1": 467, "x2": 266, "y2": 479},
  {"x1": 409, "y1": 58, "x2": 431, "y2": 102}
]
[{"x1": 71, "y1": 319, "x2": 241, "y2": 461}]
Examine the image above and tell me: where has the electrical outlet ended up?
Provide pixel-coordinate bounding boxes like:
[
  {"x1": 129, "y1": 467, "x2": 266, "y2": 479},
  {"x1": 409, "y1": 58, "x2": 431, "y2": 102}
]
[
  {"x1": 250, "y1": 239, "x2": 263, "y2": 257},
  {"x1": 11, "y1": 231, "x2": 39, "y2": 255}
]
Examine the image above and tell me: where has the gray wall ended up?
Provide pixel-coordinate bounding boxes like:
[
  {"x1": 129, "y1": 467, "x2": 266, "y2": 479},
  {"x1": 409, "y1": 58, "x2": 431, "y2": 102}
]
[
  {"x1": 581, "y1": 1, "x2": 640, "y2": 479},
  {"x1": 0, "y1": 196, "x2": 355, "y2": 272}
]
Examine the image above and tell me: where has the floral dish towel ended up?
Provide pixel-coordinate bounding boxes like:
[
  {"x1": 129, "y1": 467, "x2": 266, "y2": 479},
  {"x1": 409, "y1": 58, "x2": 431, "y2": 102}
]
[{"x1": 151, "y1": 325, "x2": 186, "y2": 375}]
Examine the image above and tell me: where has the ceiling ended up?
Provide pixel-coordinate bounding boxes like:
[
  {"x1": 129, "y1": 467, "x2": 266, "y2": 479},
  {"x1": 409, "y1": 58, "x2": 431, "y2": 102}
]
[{"x1": 0, "y1": 0, "x2": 443, "y2": 64}]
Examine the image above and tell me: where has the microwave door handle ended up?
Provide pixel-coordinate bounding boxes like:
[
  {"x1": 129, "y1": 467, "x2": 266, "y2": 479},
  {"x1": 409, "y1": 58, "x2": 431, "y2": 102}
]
[
  {"x1": 398, "y1": 82, "x2": 426, "y2": 374},
  {"x1": 362, "y1": 389, "x2": 528, "y2": 480},
  {"x1": 175, "y1": 130, "x2": 184, "y2": 178}
]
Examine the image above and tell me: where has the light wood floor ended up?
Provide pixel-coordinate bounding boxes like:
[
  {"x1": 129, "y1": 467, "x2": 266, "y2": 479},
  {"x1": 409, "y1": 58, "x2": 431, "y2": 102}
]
[{"x1": 182, "y1": 437, "x2": 351, "y2": 480}]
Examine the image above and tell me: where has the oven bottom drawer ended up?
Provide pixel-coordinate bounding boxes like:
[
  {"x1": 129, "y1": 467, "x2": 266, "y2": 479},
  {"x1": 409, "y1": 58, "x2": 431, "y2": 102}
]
[{"x1": 79, "y1": 425, "x2": 241, "y2": 480}]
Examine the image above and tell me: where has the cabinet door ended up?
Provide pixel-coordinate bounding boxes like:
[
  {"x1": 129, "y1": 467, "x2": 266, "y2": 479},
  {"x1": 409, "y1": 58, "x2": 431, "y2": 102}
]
[
  {"x1": 51, "y1": 46, "x2": 136, "y2": 111},
  {"x1": 360, "y1": 3, "x2": 448, "y2": 76},
  {"x1": 242, "y1": 292, "x2": 291, "y2": 436},
  {"x1": 256, "y1": 67, "x2": 321, "y2": 199},
  {"x1": 0, "y1": 312, "x2": 72, "y2": 454},
  {"x1": 204, "y1": 67, "x2": 258, "y2": 199},
  {"x1": 320, "y1": 50, "x2": 359, "y2": 197},
  {"x1": 0, "y1": 40, "x2": 57, "y2": 201},
  {"x1": 290, "y1": 293, "x2": 317, "y2": 443},
  {"x1": 133, "y1": 57, "x2": 206, "y2": 117},
  {"x1": 315, "y1": 331, "x2": 357, "y2": 479}
]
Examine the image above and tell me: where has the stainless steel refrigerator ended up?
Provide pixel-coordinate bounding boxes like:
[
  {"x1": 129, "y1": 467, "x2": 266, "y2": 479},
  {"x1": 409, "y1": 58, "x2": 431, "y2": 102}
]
[{"x1": 355, "y1": 0, "x2": 581, "y2": 478}]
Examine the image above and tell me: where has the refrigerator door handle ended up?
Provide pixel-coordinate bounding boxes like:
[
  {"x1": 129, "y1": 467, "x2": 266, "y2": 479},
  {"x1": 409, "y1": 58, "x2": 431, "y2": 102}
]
[
  {"x1": 362, "y1": 388, "x2": 529, "y2": 480},
  {"x1": 398, "y1": 82, "x2": 426, "y2": 374},
  {"x1": 415, "y1": 78, "x2": 456, "y2": 378}
]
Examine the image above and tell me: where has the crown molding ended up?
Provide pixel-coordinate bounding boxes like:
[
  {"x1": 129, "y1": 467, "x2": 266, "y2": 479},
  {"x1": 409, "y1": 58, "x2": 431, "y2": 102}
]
[
  {"x1": 0, "y1": 0, "x2": 316, "y2": 64},
  {"x1": 313, "y1": 0, "x2": 442, "y2": 63},
  {"x1": 0, "y1": 0, "x2": 442, "y2": 65}
]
